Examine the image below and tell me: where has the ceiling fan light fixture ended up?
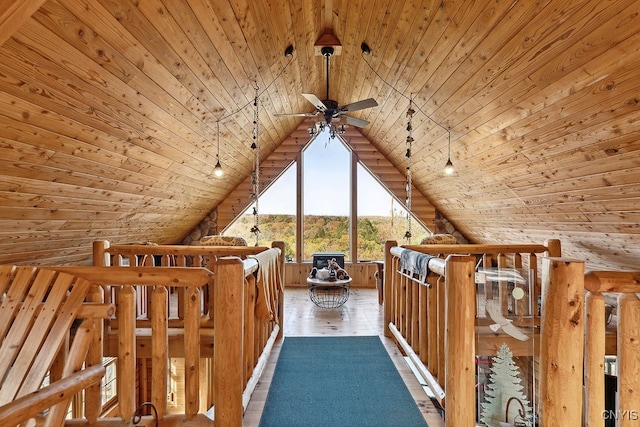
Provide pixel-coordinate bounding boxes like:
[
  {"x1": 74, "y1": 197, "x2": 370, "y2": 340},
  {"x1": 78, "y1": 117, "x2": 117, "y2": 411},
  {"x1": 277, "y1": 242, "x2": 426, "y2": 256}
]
[{"x1": 273, "y1": 45, "x2": 378, "y2": 131}]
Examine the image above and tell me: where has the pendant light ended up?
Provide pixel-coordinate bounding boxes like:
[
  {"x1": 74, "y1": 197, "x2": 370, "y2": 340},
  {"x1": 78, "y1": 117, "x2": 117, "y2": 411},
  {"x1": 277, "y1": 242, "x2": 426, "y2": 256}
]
[
  {"x1": 210, "y1": 45, "x2": 293, "y2": 180},
  {"x1": 444, "y1": 132, "x2": 454, "y2": 175},
  {"x1": 214, "y1": 121, "x2": 224, "y2": 177},
  {"x1": 360, "y1": 43, "x2": 455, "y2": 177}
]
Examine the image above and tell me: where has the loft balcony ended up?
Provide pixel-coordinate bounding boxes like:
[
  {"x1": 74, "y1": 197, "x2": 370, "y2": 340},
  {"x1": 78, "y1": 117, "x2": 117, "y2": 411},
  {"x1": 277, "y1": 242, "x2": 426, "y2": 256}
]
[{"x1": 0, "y1": 239, "x2": 635, "y2": 427}]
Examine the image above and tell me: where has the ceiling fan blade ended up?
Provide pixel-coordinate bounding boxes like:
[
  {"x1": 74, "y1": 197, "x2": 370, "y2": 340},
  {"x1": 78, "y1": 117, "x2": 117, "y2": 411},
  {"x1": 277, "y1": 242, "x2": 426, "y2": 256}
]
[
  {"x1": 274, "y1": 112, "x2": 318, "y2": 117},
  {"x1": 341, "y1": 98, "x2": 378, "y2": 113},
  {"x1": 344, "y1": 115, "x2": 370, "y2": 128},
  {"x1": 302, "y1": 93, "x2": 327, "y2": 112}
]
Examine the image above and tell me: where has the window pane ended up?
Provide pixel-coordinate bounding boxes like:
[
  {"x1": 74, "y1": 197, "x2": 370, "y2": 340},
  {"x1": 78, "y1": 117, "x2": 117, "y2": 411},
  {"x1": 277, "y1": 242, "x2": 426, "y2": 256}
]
[
  {"x1": 357, "y1": 163, "x2": 431, "y2": 260},
  {"x1": 303, "y1": 131, "x2": 351, "y2": 261},
  {"x1": 224, "y1": 164, "x2": 297, "y2": 261},
  {"x1": 102, "y1": 357, "x2": 117, "y2": 407}
]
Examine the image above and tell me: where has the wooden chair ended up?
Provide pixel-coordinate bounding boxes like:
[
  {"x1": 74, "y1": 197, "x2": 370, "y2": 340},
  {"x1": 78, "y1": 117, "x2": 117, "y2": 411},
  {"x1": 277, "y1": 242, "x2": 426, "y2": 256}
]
[{"x1": 0, "y1": 265, "x2": 114, "y2": 427}]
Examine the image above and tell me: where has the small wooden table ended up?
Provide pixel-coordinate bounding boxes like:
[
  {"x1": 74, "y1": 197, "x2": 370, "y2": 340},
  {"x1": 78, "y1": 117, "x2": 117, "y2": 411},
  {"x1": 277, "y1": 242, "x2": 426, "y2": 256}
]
[{"x1": 307, "y1": 277, "x2": 352, "y2": 308}]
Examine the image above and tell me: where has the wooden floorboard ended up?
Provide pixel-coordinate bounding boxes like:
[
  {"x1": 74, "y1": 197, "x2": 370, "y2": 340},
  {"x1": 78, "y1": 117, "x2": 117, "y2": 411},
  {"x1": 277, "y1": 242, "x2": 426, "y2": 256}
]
[{"x1": 243, "y1": 287, "x2": 446, "y2": 426}]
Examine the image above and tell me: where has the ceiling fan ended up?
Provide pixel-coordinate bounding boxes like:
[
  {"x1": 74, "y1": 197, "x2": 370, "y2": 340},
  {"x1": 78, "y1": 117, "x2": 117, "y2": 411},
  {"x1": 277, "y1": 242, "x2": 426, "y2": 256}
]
[{"x1": 275, "y1": 46, "x2": 378, "y2": 136}]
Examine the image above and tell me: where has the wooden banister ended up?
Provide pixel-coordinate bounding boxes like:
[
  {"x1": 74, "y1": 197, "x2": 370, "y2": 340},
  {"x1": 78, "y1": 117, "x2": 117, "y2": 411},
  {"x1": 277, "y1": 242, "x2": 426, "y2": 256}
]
[
  {"x1": 566, "y1": 269, "x2": 640, "y2": 426},
  {"x1": 0, "y1": 364, "x2": 105, "y2": 424},
  {"x1": 89, "y1": 240, "x2": 284, "y2": 425},
  {"x1": 0, "y1": 266, "x2": 115, "y2": 426},
  {"x1": 50, "y1": 266, "x2": 213, "y2": 287},
  {"x1": 383, "y1": 239, "x2": 562, "y2": 426},
  {"x1": 584, "y1": 270, "x2": 640, "y2": 293}
]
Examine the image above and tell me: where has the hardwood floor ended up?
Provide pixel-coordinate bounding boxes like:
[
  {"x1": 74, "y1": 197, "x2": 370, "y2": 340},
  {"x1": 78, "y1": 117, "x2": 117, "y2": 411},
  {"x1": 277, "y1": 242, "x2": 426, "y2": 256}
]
[{"x1": 243, "y1": 287, "x2": 446, "y2": 426}]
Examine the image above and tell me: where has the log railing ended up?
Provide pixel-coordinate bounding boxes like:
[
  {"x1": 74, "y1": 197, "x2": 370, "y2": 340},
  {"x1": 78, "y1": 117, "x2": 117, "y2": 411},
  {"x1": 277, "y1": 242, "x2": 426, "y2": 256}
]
[
  {"x1": 582, "y1": 270, "x2": 640, "y2": 427},
  {"x1": 383, "y1": 239, "x2": 561, "y2": 426},
  {"x1": 385, "y1": 240, "x2": 640, "y2": 426},
  {"x1": 0, "y1": 265, "x2": 115, "y2": 427},
  {"x1": 91, "y1": 240, "x2": 285, "y2": 426}
]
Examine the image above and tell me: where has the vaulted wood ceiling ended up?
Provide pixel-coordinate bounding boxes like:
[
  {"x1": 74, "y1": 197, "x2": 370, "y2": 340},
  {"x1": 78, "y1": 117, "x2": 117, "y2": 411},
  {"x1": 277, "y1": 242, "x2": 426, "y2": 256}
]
[{"x1": 0, "y1": 0, "x2": 639, "y2": 270}]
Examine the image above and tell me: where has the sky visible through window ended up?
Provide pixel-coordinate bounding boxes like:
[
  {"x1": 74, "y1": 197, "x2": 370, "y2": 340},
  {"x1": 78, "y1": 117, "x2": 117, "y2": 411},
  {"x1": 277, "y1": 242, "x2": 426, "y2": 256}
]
[{"x1": 258, "y1": 129, "x2": 403, "y2": 217}]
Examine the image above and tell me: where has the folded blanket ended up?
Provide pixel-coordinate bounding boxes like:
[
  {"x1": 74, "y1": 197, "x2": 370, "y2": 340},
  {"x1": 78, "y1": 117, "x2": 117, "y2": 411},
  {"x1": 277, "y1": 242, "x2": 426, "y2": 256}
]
[
  {"x1": 400, "y1": 249, "x2": 434, "y2": 281},
  {"x1": 249, "y1": 248, "x2": 282, "y2": 323}
]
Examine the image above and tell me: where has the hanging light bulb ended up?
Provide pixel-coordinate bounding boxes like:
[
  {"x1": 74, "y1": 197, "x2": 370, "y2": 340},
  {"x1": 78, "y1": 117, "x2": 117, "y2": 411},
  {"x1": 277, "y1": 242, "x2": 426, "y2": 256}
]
[
  {"x1": 445, "y1": 158, "x2": 454, "y2": 175},
  {"x1": 214, "y1": 157, "x2": 223, "y2": 177},
  {"x1": 444, "y1": 131, "x2": 454, "y2": 175},
  {"x1": 214, "y1": 121, "x2": 224, "y2": 177}
]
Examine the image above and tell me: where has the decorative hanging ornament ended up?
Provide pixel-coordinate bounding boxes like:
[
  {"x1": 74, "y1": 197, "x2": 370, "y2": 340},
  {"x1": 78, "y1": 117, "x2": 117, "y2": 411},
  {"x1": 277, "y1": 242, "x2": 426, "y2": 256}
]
[
  {"x1": 404, "y1": 96, "x2": 414, "y2": 242},
  {"x1": 251, "y1": 83, "x2": 260, "y2": 246}
]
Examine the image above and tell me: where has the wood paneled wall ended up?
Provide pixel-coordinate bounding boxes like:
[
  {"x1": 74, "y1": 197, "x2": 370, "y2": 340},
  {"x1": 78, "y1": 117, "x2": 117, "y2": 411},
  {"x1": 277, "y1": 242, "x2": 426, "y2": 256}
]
[{"x1": 285, "y1": 261, "x2": 377, "y2": 288}]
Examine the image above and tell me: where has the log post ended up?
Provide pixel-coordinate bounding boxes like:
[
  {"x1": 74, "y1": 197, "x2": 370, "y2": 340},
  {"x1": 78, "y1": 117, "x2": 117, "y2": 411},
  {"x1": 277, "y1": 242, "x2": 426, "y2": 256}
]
[
  {"x1": 92, "y1": 240, "x2": 110, "y2": 267},
  {"x1": 418, "y1": 280, "x2": 428, "y2": 363},
  {"x1": 426, "y1": 273, "x2": 438, "y2": 376},
  {"x1": 184, "y1": 285, "x2": 201, "y2": 418},
  {"x1": 384, "y1": 240, "x2": 396, "y2": 337},
  {"x1": 399, "y1": 272, "x2": 407, "y2": 338},
  {"x1": 118, "y1": 285, "x2": 136, "y2": 421},
  {"x1": 617, "y1": 293, "x2": 640, "y2": 427},
  {"x1": 584, "y1": 291, "x2": 605, "y2": 427},
  {"x1": 214, "y1": 257, "x2": 244, "y2": 427},
  {"x1": 438, "y1": 274, "x2": 446, "y2": 389},
  {"x1": 411, "y1": 281, "x2": 419, "y2": 346},
  {"x1": 540, "y1": 257, "x2": 584, "y2": 426},
  {"x1": 545, "y1": 239, "x2": 562, "y2": 257},
  {"x1": 91, "y1": 235, "x2": 111, "y2": 419},
  {"x1": 151, "y1": 285, "x2": 168, "y2": 419},
  {"x1": 84, "y1": 281, "x2": 104, "y2": 422},
  {"x1": 244, "y1": 275, "x2": 256, "y2": 384},
  {"x1": 444, "y1": 255, "x2": 475, "y2": 427}
]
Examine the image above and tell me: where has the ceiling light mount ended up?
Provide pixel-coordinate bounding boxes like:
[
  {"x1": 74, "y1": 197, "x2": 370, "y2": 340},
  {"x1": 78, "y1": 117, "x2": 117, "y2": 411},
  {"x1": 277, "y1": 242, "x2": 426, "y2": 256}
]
[
  {"x1": 361, "y1": 42, "x2": 371, "y2": 55},
  {"x1": 284, "y1": 45, "x2": 294, "y2": 57},
  {"x1": 314, "y1": 32, "x2": 342, "y2": 56},
  {"x1": 321, "y1": 46, "x2": 335, "y2": 58}
]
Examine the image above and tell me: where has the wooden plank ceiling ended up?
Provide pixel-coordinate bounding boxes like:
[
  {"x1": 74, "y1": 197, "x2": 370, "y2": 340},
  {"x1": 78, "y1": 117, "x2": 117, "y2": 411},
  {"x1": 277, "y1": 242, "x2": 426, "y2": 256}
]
[{"x1": 0, "y1": 0, "x2": 639, "y2": 270}]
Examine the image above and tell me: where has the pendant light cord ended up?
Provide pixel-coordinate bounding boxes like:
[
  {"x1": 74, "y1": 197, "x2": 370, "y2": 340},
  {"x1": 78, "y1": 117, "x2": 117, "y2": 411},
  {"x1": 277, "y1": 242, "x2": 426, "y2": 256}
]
[{"x1": 361, "y1": 51, "x2": 452, "y2": 168}]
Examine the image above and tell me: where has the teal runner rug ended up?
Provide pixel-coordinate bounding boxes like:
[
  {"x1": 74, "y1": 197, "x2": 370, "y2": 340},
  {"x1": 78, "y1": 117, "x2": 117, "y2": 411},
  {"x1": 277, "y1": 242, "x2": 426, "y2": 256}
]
[{"x1": 258, "y1": 336, "x2": 428, "y2": 427}]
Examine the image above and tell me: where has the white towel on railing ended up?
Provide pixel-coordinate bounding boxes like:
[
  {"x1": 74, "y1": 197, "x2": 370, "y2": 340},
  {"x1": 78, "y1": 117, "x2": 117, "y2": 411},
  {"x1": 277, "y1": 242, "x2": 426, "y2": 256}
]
[{"x1": 249, "y1": 248, "x2": 282, "y2": 323}]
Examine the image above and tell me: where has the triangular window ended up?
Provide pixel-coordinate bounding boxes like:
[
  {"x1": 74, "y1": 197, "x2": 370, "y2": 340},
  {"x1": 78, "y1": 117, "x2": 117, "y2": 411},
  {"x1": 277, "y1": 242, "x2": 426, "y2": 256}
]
[{"x1": 224, "y1": 128, "x2": 430, "y2": 262}]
